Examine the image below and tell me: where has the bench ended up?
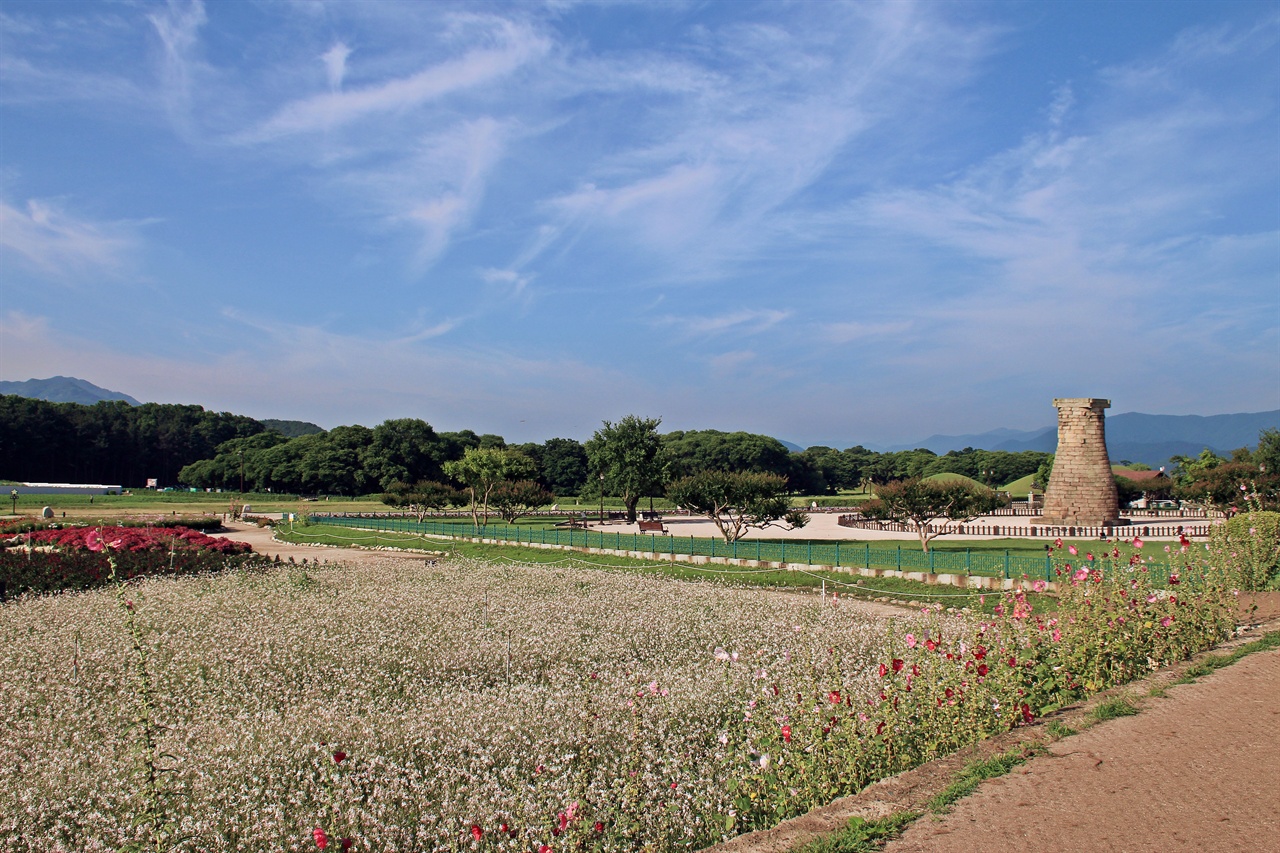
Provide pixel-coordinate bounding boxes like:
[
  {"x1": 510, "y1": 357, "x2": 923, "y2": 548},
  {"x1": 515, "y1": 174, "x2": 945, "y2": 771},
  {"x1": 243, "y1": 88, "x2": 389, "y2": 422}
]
[{"x1": 638, "y1": 520, "x2": 669, "y2": 535}]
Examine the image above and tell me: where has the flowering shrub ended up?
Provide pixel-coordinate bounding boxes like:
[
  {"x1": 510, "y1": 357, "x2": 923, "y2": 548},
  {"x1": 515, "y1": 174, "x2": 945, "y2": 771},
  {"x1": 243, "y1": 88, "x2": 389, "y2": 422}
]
[
  {"x1": 0, "y1": 526, "x2": 256, "y2": 596},
  {"x1": 1216, "y1": 507, "x2": 1280, "y2": 590}
]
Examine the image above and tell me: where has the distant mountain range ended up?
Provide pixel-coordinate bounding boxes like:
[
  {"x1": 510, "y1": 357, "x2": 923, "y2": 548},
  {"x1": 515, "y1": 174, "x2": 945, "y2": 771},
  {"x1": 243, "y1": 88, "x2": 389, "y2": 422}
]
[
  {"x1": 0, "y1": 376, "x2": 141, "y2": 406},
  {"x1": 0, "y1": 377, "x2": 323, "y2": 436},
  {"x1": 871, "y1": 410, "x2": 1279, "y2": 467}
]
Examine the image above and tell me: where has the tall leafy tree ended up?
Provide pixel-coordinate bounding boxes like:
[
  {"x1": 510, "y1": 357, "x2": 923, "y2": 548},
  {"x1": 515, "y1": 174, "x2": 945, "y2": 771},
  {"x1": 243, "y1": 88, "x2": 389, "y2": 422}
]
[
  {"x1": 861, "y1": 478, "x2": 1006, "y2": 552},
  {"x1": 444, "y1": 447, "x2": 537, "y2": 526},
  {"x1": 666, "y1": 470, "x2": 807, "y2": 543},
  {"x1": 586, "y1": 415, "x2": 666, "y2": 523}
]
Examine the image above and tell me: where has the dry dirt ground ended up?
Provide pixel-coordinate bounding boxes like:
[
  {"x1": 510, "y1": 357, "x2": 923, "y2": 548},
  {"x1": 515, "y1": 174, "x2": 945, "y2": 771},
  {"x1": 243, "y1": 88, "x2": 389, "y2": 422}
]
[{"x1": 216, "y1": 524, "x2": 1280, "y2": 853}]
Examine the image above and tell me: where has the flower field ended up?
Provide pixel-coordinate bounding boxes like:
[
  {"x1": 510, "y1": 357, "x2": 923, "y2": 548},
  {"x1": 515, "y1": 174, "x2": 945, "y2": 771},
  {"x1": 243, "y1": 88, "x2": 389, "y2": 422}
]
[{"x1": 0, "y1": 539, "x2": 1237, "y2": 852}]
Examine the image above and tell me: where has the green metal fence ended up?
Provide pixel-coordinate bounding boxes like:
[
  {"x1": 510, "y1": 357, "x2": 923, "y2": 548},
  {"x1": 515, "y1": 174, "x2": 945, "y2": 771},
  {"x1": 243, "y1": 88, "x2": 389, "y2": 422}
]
[{"x1": 309, "y1": 514, "x2": 1164, "y2": 581}]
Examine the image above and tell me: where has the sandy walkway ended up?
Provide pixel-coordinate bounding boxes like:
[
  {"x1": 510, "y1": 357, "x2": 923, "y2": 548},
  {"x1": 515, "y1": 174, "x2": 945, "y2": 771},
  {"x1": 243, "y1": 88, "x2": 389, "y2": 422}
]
[{"x1": 885, "y1": 644, "x2": 1280, "y2": 853}]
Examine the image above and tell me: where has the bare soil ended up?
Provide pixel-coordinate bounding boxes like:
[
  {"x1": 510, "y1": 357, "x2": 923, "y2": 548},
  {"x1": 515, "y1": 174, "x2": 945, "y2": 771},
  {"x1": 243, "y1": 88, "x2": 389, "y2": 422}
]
[{"x1": 885, "y1": 638, "x2": 1280, "y2": 853}]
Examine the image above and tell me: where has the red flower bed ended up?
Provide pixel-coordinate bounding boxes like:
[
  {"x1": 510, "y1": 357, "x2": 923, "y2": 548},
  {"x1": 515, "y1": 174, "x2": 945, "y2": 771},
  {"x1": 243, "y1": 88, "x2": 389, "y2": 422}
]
[
  {"x1": 1, "y1": 525, "x2": 261, "y2": 597},
  {"x1": 22, "y1": 525, "x2": 251, "y2": 555}
]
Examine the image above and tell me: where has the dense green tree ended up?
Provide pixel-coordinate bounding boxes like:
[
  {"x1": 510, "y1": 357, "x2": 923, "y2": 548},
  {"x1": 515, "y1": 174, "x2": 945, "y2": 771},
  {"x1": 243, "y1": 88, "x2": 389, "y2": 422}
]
[
  {"x1": 666, "y1": 470, "x2": 807, "y2": 543},
  {"x1": 586, "y1": 415, "x2": 666, "y2": 523},
  {"x1": 535, "y1": 437, "x2": 589, "y2": 495},
  {"x1": 661, "y1": 430, "x2": 793, "y2": 480},
  {"x1": 861, "y1": 478, "x2": 1006, "y2": 552},
  {"x1": 367, "y1": 418, "x2": 447, "y2": 489}
]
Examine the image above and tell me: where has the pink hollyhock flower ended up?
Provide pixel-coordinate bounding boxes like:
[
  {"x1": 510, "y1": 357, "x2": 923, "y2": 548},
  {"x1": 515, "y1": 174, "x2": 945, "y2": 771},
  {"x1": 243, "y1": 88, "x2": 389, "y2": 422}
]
[
  {"x1": 594, "y1": 821, "x2": 604, "y2": 833},
  {"x1": 977, "y1": 663, "x2": 989, "y2": 677},
  {"x1": 892, "y1": 658, "x2": 905, "y2": 672},
  {"x1": 1160, "y1": 616, "x2": 1173, "y2": 627},
  {"x1": 1086, "y1": 552, "x2": 1094, "y2": 561},
  {"x1": 471, "y1": 825, "x2": 483, "y2": 841},
  {"x1": 1054, "y1": 538, "x2": 1063, "y2": 548},
  {"x1": 1032, "y1": 580, "x2": 1047, "y2": 593},
  {"x1": 781, "y1": 724, "x2": 792, "y2": 743},
  {"x1": 828, "y1": 690, "x2": 841, "y2": 704},
  {"x1": 1068, "y1": 545, "x2": 1078, "y2": 556},
  {"x1": 86, "y1": 530, "x2": 105, "y2": 552},
  {"x1": 925, "y1": 638, "x2": 937, "y2": 652},
  {"x1": 1073, "y1": 568, "x2": 1088, "y2": 582},
  {"x1": 1132, "y1": 536, "x2": 1144, "y2": 548},
  {"x1": 905, "y1": 633, "x2": 917, "y2": 648},
  {"x1": 540, "y1": 846, "x2": 553, "y2": 853},
  {"x1": 878, "y1": 663, "x2": 888, "y2": 678},
  {"x1": 313, "y1": 828, "x2": 329, "y2": 850},
  {"x1": 1052, "y1": 629, "x2": 1062, "y2": 642}
]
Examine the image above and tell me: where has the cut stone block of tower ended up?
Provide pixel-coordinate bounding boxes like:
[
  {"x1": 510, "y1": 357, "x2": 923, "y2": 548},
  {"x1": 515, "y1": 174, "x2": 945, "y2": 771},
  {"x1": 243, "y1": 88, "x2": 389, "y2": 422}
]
[{"x1": 1039, "y1": 398, "x2": 1121, "y2": 526}]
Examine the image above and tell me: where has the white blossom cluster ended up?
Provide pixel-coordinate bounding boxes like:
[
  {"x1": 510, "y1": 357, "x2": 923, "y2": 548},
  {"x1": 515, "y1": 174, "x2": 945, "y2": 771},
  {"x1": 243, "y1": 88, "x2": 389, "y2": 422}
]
[{"x1": 0, "y1": 558, "x2": 894, "y2": 851}]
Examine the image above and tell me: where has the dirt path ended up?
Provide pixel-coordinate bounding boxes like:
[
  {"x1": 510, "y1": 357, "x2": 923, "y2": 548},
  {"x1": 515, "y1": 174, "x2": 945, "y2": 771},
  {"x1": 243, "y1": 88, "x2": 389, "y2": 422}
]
[
  {"x1": 885, "y1": 644, "x2": 1280, "y2": 853},
  {"x1": 210, "y1": 521, "x2": 433, "y2": 566}
]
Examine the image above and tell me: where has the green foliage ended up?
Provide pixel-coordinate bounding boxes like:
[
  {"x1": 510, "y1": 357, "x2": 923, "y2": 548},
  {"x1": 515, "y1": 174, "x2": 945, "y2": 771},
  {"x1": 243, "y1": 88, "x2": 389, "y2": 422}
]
[
  {"x1": 1032, "y1": 454, "x2": 1054, "y2": 491},
  {"x1": 443, "y1": 447, "x2": 537, "y2": 526},
  {"x1": 0, "y1": 394, "x2": 264, "y2": 488},
  {"x1": 861, "y1": 478, "x2": 1006, "y2": 552},
  {"x1": 1216, "y1": 507, "x2": 1280, "y2": 590},
  {"x1": 534, "y1": 437, "x2": 589, "y2": 495},
  {"x1": 380, "y1": 480, "x2": 462, "y2": 522},
  {"x1": 665, "y1": 470, "x2": 806, "y2": 542},
  {"x1": 1089, "y1": 696, "x2": 1139, "y2": 722},
  {"x1": 919, "y1": 448, "x2": 1050, "y2": 487},
  {"x1": 661, "y1": 429, "x2": 794, "y2": 480},
  {"x1": 489, "y1": 480, "x2": 555, "y2": 524},
  {"x1": 792, "y1": 812, "x2": 921, "y2": 853},
  {"x1": 926, "y1": 743, "x2": 1047, "y2": 813},
  {"x1": 585, "y1": 415, "x2": 666, "y2": 523}
]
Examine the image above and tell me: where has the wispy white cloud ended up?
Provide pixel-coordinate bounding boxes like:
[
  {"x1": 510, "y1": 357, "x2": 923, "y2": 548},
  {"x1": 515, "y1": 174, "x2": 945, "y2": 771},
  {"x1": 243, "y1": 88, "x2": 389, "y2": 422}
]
[
  {"x1": 0, "y1": 197, "x2": 138, "y2": 280},
  {"x1": 241, "y1": 18, "x2": 549, "y2": 143},
  {"x1": 321, "y1": 42, "x2": 352, "y2": 91},
  {"x1": 658, "y1": 308, "x2": 792, "y2": 337}
]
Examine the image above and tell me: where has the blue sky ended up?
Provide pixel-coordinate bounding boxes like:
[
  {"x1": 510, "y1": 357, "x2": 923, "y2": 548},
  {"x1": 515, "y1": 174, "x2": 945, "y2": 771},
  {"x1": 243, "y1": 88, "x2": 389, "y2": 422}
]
[{"x1": 2, "y1": 0, "x2": 1277, "y2": 448}]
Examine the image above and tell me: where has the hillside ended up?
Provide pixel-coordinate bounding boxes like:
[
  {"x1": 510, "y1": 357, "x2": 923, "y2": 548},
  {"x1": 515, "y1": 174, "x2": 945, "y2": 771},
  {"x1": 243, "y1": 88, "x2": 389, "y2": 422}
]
[{"x1": 0, "y1": 376, "x2": 141, "y2": 406}]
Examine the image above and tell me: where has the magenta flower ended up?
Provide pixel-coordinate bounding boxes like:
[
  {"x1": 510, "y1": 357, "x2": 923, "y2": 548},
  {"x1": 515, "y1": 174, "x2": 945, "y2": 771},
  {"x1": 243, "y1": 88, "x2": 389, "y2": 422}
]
[
  {"x1": 905, "y1": 633, "x2": 917, "y2": 648},
  {"x1": 471, "y1": 824, "x2": 483, "y2": 841},
  {"x1": 781, "y1": 724, "x2": 792, "y2": 743},
  {"x1": 313, "y1": 828, "x2": 329, "y2": 850},
  {"x1": 1068, "y1": 544, "x2": 1078, "y2": 556}
]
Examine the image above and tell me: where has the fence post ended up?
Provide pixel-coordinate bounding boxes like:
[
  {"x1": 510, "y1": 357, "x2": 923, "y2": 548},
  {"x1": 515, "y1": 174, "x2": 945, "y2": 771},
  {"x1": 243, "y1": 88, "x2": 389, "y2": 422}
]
[
  {"x1": 1004, "y1": 550, "x2": 1009, "y2": 578},
  {"x1": 807, "y1": 540, "x2": 812, "y2": 565},
  {"x1": 835, "y1": 541, "x2": 840, "y2": 567},
  {"x1": 1044, "y1": 554, "x2": 1051, "y2": 581},
  {"x1": 929, "y1": 549, "x2": 934, "y2": 571},
  {"x1": 965, "y1": 549, "x2": 971, "y2": 574},
  {"x1": 782, "y1": 540, "x2": 786, "y2": 564},
  {"x1": 865, "y1": 543, "x2": 870, "y2": 569},
  {"x1": 897, "y1": 545, "x2": 901, "y2": 570}
]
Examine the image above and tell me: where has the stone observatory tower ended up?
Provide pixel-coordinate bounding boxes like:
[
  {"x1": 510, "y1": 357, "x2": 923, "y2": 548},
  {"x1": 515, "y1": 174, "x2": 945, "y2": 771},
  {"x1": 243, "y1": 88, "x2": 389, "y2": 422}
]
[{"x1": 1039, "y1": 398, "x2": 1121, "y2": 526}]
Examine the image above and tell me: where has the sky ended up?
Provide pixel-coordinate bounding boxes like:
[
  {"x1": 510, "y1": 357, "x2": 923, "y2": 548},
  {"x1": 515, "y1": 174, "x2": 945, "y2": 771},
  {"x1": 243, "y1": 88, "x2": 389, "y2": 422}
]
[{"x1": 1, "y1": 0, "x2": 1277, "y2": 449}]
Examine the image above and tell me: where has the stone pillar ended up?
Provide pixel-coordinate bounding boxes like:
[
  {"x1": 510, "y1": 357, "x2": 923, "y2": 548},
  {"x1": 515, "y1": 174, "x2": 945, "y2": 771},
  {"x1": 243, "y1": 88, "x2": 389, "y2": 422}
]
[{"x1": 1039, "y1": 398, "x2": 1121, "y2": 526}]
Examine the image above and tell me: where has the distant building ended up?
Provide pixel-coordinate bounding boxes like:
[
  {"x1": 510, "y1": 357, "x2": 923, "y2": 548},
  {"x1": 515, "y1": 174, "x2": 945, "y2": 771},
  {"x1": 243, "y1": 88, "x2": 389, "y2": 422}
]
[{"x1": 12, "y1": 482, "x2": 123, "y2": 495}]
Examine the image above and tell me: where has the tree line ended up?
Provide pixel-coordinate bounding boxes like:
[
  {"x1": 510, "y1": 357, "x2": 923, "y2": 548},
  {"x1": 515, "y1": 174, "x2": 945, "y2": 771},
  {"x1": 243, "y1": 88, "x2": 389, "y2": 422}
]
[
  {"x1": 1, "y1": 395, "x2": 1058, "y2": 496},
  {"x1": 0, "y1": 395, "x2": 262, "y2": 487}
]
